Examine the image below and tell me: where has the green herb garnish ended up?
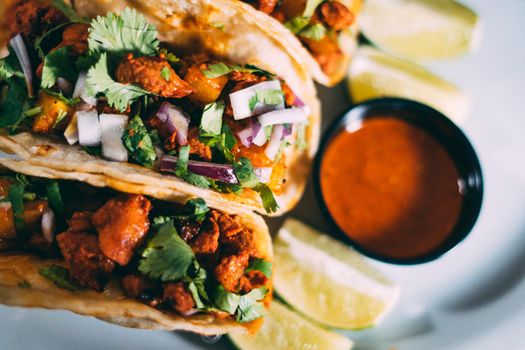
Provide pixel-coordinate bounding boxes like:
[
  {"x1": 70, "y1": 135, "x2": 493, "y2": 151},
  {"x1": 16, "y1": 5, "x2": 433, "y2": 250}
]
[
  {"x1": 122, "y1": 114, "x2": 157, "y2": 168},
  {"x1": 8, "y1": 183, "x2": 27, "y2": 239},
  {"x1": 39, "y1": 265, "x2": 81, "y2": 292},
  {"x1": 299, "y1": 23, "x2": 327, "y2": 41},
  {"x1": 200, "y1": 101, "x2": 224, "y2": 136},
  {"x1": 246, "y1": 259, "x2": 273, "y2": 278},
  {"x1": 160, "y1": 66, "x2": 171, "y2": 81},
  {"x1": 41, "y1": 47, "x2": 78, "y2": 89}
]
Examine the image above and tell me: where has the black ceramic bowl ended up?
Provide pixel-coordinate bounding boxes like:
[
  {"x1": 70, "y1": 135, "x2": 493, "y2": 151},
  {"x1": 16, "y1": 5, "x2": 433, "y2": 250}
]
[{"x1": 313, "y1": 98, "x2": 484, "y2": 264}]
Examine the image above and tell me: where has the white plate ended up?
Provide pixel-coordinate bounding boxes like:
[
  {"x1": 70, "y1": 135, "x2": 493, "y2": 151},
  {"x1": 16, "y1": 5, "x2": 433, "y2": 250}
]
[{"x1": 1, "y1": 0, "x2": 524, "y2": 349}]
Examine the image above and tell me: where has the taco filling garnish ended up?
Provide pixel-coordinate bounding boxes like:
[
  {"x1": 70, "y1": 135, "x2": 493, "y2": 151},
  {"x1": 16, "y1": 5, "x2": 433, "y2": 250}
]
[
  {"x1": 0, "y1": 173, "x2": 272, "y2": 323},
  {"x1": 0, "y1": 0, "x2": 313, "y2": 214},
  {"x1": 242, "y1": 0, "x2": 356, "y2": 75}
]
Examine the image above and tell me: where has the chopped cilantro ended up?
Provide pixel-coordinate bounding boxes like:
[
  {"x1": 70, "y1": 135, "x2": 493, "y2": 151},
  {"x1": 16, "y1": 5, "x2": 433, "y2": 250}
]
[
  {"x1": 82, "y1": 145, "x2": 102, "y2": 156},
  {"x1": 214, "y1": 285, "x2": 268, "y2": 322},
  {"x1": 233, "y1": 157, "x2": 260, "y2": 189},
  {"x1": 88, "y1": 8, "x2": 159, "y2": 56},
  {"x1": 8, "y1": 183, "x2": 27, "y2": 239},
  {"x1": 86, "y1": 53, "x2": 150, "y2": 112},
  {"x1": 0, "y1": 78, "x2": 29, "y2": 128},
  {"x1": 299, "y1": 23, "x2": 327, "y2": 41},
  {"x1": 53, "y1": 110, "x2": 68, "y2": 129},
  {"x1": 284, "y1": 16, "x2": 310, "y2": 34},
  {"x1": 177, "y1": 198, "x2": 209, "y2": 221},
  {"x1": 0, "y1": 51, "x2": 23, "y2": 81},
  {"x1": 160, "y1": 66, "x2": 171, "y2": 81},
  {"x1": 303, "y1": 0, "x2": 324, "y2": 17},
  {"x1": 41, "y1": 47, "x2": 78, "y2": 89},
  {"x1": 173, "y1": 145, "x2": 211, "y2": 188},
  {"x1": 122, "y1": 114, "x2": 157, "y2": 168},
  {"x1": 246, "y1": 259, "x2": 272, "y2": 278},
  {"x1": 254, "y1": 183, "x2": 279, "y2": 213},
  {"x1": 249, "y1": 89, "x2": 284, "y2": 112},
  {"x1": 46, "y1": 181, "x2": 64, "y2": 217},
  {"x1": 24, "y1": 106, "x2": 43, "y2": 117},
  {"x1": 39, "y1": 265, "x2": 81, "y2": 292},
  {"x1": 200, "y1": 102, "x2": 224, "y2": 136},
  {"x1": 159, "y1": 48, "x2": 179, "y2": 63},
  {"x1": 202, "y1": 63, "x2": 231, "y2": 78},
  {"x1": 17, "y1": 280, "x2": 31, "y2": 289},
  {"x1": 148, "y1": 128, "x2": 161, "y2": 147},
  {"x1": 210, "y1": 22, "x2": 225, "y2": 30},
  {"x1": 295, "y1": 123, "x2": 309, "y2": 151},
  {"x1": 138, "y1": 220, "x2": 195, "y2": 281}
]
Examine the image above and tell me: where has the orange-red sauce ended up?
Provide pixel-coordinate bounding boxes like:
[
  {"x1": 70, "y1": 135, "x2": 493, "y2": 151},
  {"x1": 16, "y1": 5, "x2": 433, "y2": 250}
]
[{"x1": 320, "y1": 117, "x2": 463, "y2": 259}]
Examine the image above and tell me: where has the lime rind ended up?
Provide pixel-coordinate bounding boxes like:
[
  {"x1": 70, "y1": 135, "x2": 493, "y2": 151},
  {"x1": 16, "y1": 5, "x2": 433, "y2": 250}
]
[{"x1": 273, "y1": 219, "x2": 400, "y2": 330}]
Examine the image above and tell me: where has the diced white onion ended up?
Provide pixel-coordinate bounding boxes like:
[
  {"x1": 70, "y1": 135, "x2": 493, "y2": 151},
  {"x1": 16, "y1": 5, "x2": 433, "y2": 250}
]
[
  {"x1": 258, "y1": 107, "x2": 308, "y2": 126},
  {"x1": 41, "y1": 207, "x2": 56, "y2": 243},
  {"x1": 252, "y1": 126, "x2": 268, "y2": 146},
  {"x1": 73, "y1": 72, "x2": 97, "y2": 106},
  {"x1": 254, "y1": 167, "x2": 273, "y2": 184},
  {"x1": 64, "y1": 113, "x2": 79, "y2": 145},
  {"x1": 265, "y1": 125, "x2": 284, "y2": 160},
  {"x1": 229, "y1": 80, "x2": 284, "y2": 120},
  {"x1": 77, "y1": 109, "x2": 101, "y2": 146},
  {"x1": 99, "y1": 114, "x2": 129, "y2": 162}
]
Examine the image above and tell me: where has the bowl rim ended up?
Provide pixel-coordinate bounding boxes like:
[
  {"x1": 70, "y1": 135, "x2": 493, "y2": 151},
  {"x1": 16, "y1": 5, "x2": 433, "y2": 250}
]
[{"x1": 313, "y1": 97, "x2": 484, "y2": 265}]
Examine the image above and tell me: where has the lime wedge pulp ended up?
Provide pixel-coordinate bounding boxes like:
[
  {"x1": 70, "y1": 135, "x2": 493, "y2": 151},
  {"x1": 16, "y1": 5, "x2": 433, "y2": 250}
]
[
  {"x1": 273, "y1": 219, "x2": 400, "y2": 330},
  {"x1": 348, "y1": 46, "x2": 470, "y2": 124},
  {"x1": 229, "y1": 301, "x2": 354, "y2": 350},
  {"x1": 360, "y1": 0, "x2": 481, "y2": 61}
]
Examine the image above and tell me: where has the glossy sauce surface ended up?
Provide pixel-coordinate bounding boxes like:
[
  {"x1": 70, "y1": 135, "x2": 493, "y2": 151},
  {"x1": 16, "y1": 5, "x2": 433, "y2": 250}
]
[{"x1": 320, "y1": 117, "x2": 463, "y2": 259}]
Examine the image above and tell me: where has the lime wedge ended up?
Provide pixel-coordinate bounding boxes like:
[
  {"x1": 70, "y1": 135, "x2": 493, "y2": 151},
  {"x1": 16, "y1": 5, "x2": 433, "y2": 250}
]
[
  {"x1": 348, "y1": 46, "x2": 469, "y2": 124},
  {"x1": 360, "y1": 0, "x2": 481, "y2": 61},
  {"x1": 273, "y1": 219, "x2": 399, "y2": 330},
  {"x1": 229, "y1": 301, "x2": 354, "y2": 350}
]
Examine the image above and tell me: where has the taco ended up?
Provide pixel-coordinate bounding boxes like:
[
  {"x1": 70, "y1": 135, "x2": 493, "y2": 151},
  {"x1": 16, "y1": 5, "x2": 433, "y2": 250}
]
[
  {"x1": 0, "y1": 0, "x2": 321, "y2": 216},
  {"x1": 0, "y1": 164, "x2": 273, "y2": 335}
]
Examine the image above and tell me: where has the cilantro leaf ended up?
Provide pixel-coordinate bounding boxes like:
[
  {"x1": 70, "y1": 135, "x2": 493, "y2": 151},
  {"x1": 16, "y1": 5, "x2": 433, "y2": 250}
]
[
  {"x1": 299, "y1": 23, "x2": 327, "y2": 41},
  {"x1": 39, "y1": 265, "x2": 81, "y2": 292},
  {"x1": 249, "y1": 90, "x2": 284, "y2": 112},
  {"x1": 139, "y1": 220, "x2": 195, "y2": 282},
  {"x1": 202, "y1": 63, "x2": 231, "y2": 78},
  {"x1": 41, "y1": 47, "x2": 78, "y2": 89},
  {"x1": 86, "y1": 53, "x2": 150, "y2": 112},
  {"x1": 122, "y1": 114, "x2": 157, "y2": 168},
  {"x1": 160, "y1": 66, "x2": 171, "y2": 81},
  {"x1": 246, "y1": 259, "x2": 272, "y2": 278},
  {"x1": 8, "y1": 183, "x2": 27, "y2": 238},
  {"x1": 88, "y1": 8, "x2": 159, "y2": 56},
  {"x1": 295, "y1": 123, "x2": 309, "y2": 151},
  {"x1": 200, "y1": 101, "x2": 224, "y2": 136},
  {"x1": 177, "y1": 198, "x2": 209, "y2": 221},
  {"x1": 0, "y1": 82, "x2": 29, "y2": 128},
  {"x1": 254, "y1": 183, "x2": 279, "y2": 214},
  {"x1": 0, "y1": 52, "x2": 23, "y2": 81},
  {"x1": 210, "y1": 22, "x2": 225, "y2": 30},
  {"x1": 185, "y1": 260, "x2": 209, "y2": 309},
  {"x1": 46, "y1": 181, "x2": 64, "y2": 216},
  {"x1": 303, "y1": 0, "x2": 324, "y2": 17},
  {"x1": 237, "y1": 287, "x2": 269, "y2": 322},
  {"x1": 284, "y1": 16, "x2": 310, "y2": 34},
  {"x1": 214, "y1": 285, "x2": 241, "y2": 314},
  {"x1": 233, "y1": 157, "x2": 260, "y2": 189}
]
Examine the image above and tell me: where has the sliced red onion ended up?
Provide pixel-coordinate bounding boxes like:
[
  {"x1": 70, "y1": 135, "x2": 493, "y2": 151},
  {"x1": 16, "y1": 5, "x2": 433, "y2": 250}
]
[
  {"x1": 9, "y1": 34, "x2": 34, "y2": 98},
  {"x1": 265, "y1": 125, "x2": 284, "y2": 160},
  {"x1": 293, "y1": 94, "x2": 306, "y2": 108},
  {"x1": 258, "y1": 107, "x2": 308, "y2": 126},
  {"x1": 237, "y1": 127, "x2": 254, "y2": 147},
  {"x1": 254, "y1": 167, "x2": 272, "y2": 184},
  {"x1": 41, "y1": 207, "x2": 56, "y2": 243},
  {"x1": 229, "y1": 80, "x2": 284, "y2": 120},
  {"x1": 73, "y1": 72, "x2": 97, "y2": 106},
  {"x1": 156, "y1": 102, "x2": 189, "y2": 145},
  {"x1": 77, "y1": 109, "x2": 101, "y2": 146},
  {"x1": 160, "y1": 156, "x2": 238, "y2": 184},
  {"x1": 56, "y1": 77, "x2": 73, "y2": 96},
  {"x1": 282, "y1": 123, "x2": 293, "y2": 138},
  {"x1": 64, "y1": 113, "x2": 79, "y2": 145},
  {"x1": 99, "y1": 114, "x2": 129, "y2": 162},
  {"x1": 160, "y1": 156, "x2": 270, "y2": 184}
]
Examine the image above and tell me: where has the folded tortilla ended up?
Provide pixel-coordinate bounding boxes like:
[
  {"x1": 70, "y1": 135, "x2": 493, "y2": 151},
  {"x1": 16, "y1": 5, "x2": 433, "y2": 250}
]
[
  {"x1": 0, "y1": 163, "x2": 273, "y2": 335},
  {"x1": 0, "y1": 0, "x2": 321, "y2": 216}
]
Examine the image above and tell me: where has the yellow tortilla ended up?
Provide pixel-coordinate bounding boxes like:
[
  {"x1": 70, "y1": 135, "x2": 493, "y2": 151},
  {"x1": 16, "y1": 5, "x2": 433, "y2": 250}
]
[
  {"x1": 0, "y1": 0, "x2": 321, "y2": 216},
  {"x1": 0, "y1": 162, "x2": 273, "y2": 334}
]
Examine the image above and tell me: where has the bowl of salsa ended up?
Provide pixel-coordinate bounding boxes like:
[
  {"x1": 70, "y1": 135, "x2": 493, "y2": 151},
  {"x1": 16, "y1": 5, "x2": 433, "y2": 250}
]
[{"x1": 314, "y1": 98, "x2": 483, "y2": 264}]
